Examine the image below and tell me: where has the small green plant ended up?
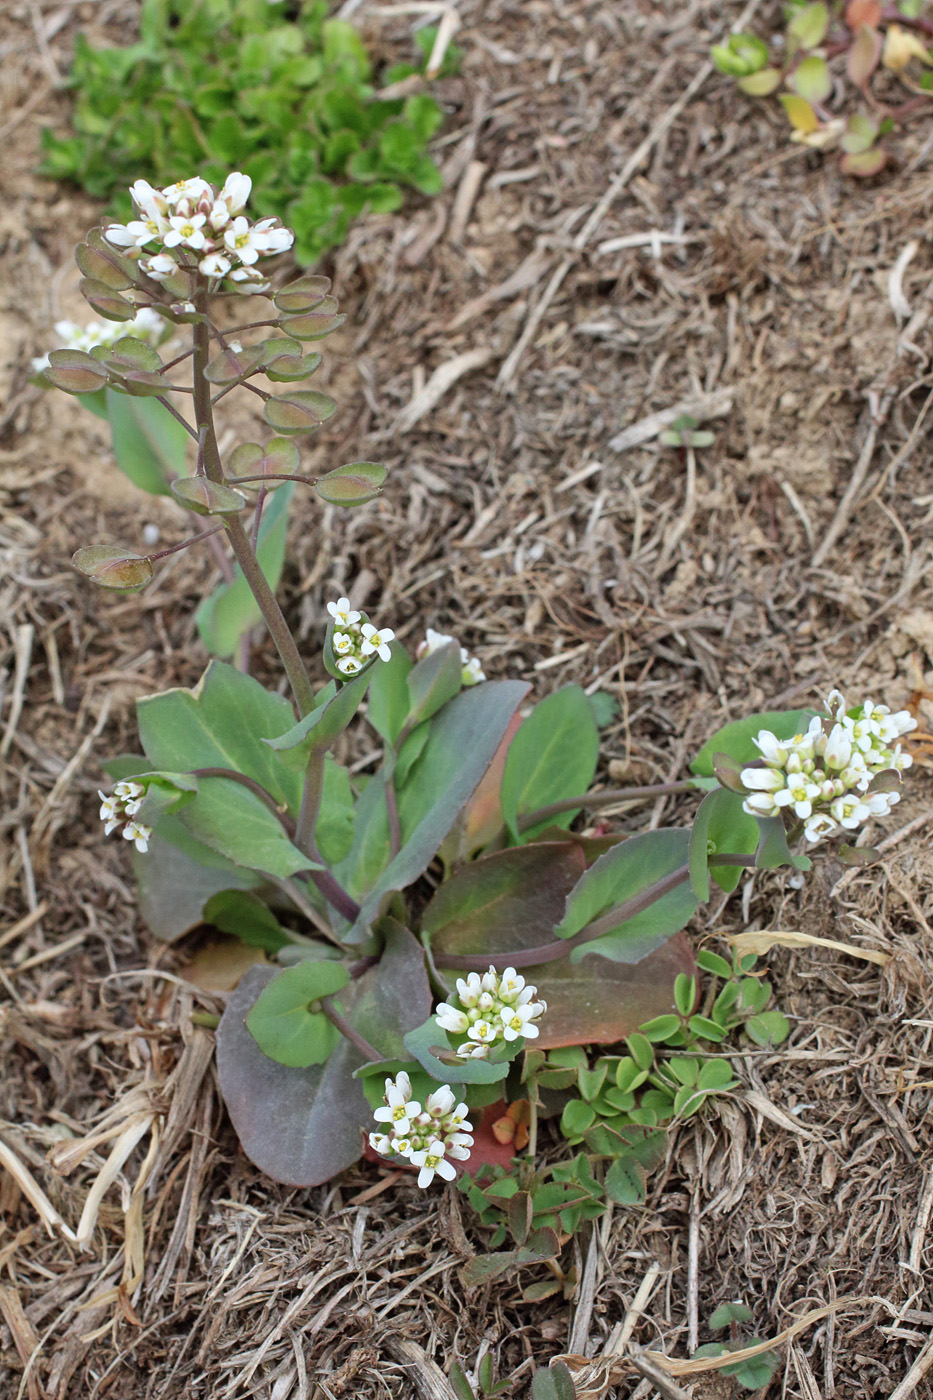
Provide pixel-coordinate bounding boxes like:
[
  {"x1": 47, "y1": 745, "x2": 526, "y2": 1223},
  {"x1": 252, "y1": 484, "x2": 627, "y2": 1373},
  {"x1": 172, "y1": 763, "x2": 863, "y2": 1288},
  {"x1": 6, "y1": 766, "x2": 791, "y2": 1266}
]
[
  {"x1": 47, "y1": 173, "x2": 918, "y2": 1285},
  {"x1": 693, "y1": 1301, "x2": 781, "y2": 1390},
  {"x1": 41, "y1": 0, "x2": 454, "y2": 264},
  {"x1": 659, "y1": 413, "x2": 715, "y2": 449},
  {"x1": 711, "y1": 1, "x2": 933, "y2": 176}
]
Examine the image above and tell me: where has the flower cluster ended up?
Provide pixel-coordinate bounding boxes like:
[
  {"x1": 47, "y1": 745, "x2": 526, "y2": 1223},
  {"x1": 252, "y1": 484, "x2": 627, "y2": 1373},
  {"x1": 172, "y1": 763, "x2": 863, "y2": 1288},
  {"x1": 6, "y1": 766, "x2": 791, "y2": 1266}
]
[
  {"x1": 103, "y1": 173, "x2": 293, "y2": 290},
  {"x1": 32, "y1": 307, "x2": 166, "y2": 374},
  {"x1": 436, "y1": 966, "x2": 546, "y2": 1059},
  {"x1": 326, "y1": 597, "x2": 395, "y2": 677},
  {"x1": 99, "y1": 781, "x2": 151, "y2": 853},
  {"x1": 418, "y1": 627, "x2": 485, "y2": 686},
  {"x1": 369, "y1": 1072, "x2": 473, "y2": 1187},
  {"x1": 741, "y1": 690, "x2": 917, "y2": 843}
]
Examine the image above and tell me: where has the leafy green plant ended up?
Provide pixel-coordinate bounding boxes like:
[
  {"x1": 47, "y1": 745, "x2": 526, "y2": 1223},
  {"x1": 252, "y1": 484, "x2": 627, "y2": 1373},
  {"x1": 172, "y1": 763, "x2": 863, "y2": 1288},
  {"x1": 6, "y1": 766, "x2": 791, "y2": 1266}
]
[
  {"x1": 51, "y1": 174, "x2": 917, "y2": 1273},
  {"x1": 41, "y1": 0, "x2": 454, "y2": 264},
  {"x1": 711, "y1": 1, "x2": 933, "y2": 176},
  {"x1": 693, "y1": 1301, "x2": 781, "y2": 1390}
]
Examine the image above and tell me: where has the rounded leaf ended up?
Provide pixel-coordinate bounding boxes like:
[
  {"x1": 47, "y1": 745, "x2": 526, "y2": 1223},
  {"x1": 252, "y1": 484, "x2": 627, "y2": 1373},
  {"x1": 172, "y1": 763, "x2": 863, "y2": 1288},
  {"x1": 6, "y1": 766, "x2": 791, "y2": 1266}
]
[
  {"x1": 96, "y1": 336, "x2": 163, "y2": 372},
  {"x1": 788, "y1": 1, "x2": 830, "y2": 50},
  {"x1": 78, "y1": 278, "x2": 138, "y2": 322},
  {"x1": 273, "y1": 274, "x2": 332, "y2": 314},
  {"x1": 278, "y1": 306, "x2": 347, "y2": 341},
  {"x1": 790, "y1": 55, "x2": 832, "y2": 102},
  {"x1": 314, "y1": 461, "x2": 386, "y2": 506},
  {"x1": 780, "y1": 93, "x2": 821, "y2": 133},
  {"x1": 263, "y1": 390, "x2": 338, "y2": 434},
  {"x1": 847, "y1": 23, "x2": 882, "y2": 84},
  {"x1": 44, "y1": 349, "x2": 110, "y2": 395},
  {"x1": 737, "y1": 67, "x2": 783, "y2": 95},
  {"x1": 264, "y1": 350, "x2": 323, "y2": 382},
  {"x1": 73, "y1": 545, "x2": 153, "y2": 591},
  {"x1": 841, "y1": 146, "x2": 887, "y2": 176},
  {"x1": 204, "y1": 343, "x2": 267, "y2": 385},
  {"x1": 75, "y1": 242, "x2": 136, "y2": 290},
  {"x1": 171, "y1": 476, "x2": 248, "y2": 516},
  {"x1": 228, "y1": 437, "x2": 301, "y2": 485}
]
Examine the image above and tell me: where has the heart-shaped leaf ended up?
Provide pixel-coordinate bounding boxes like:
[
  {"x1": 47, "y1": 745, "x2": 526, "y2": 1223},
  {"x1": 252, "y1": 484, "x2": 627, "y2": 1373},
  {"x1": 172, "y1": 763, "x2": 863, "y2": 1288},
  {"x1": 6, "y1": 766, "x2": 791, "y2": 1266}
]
[
  {"x1": 73, "y1": 544, "x2": 153, "y2": 591},
  {"x1": 264, "y1": 349, "x2": 323, "y2": 382},
  {"x1": 263, "y1": 390, "x2": 338, "y2": 434},
  {"x1": 203, "y1": 343, "x2": 267, "y2": 384},
  {"x1": 314, "y1": 461, "x2": 386, "y2": 506},
  {"x1": 78, "y1": 278, "x2": 138, "y2": 321},
  {"x1": 171, "y1": 476, "x2": 248, "y2": 516},
  {"x1": 278, "y1": 307, "x2": 347, "y2": 341},
  {"x1": 75, "y1": 242, "x2": 136, "y2": 290},
  {"x1": 273, "y1": 275, "x2": 332, "y2": 314},
  {"x1": 45, "y1": 349, "x2": 110, "y2": 395}
]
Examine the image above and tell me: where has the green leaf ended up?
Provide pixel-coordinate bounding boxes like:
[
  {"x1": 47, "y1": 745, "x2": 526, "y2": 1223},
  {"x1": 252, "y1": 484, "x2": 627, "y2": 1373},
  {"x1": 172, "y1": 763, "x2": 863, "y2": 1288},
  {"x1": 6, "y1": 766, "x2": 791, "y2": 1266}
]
[
  {"x1": 217, "y1": 922, "x2": 430, "y2": 1185},
  {"x1": 755, "y1": 816, "x2": 811, "y2": 872},
  {"x1": 557, "y1": 829, "x2": 698, "y2": 964},
  {"x1": 531, "y1": 1361, "x2": 578, "y2": 1400},
  {"x1": 343, "y1": 680, "x2": 529, "y2": 939},
  {"x1": 788, "y1": 1, "x2": 829, "y2": 49},
  {"x1": 137, "y1": 659, "x2": 302, "y2": 810},
  {"x1": 196, "y1": 483, "x2": 294, "y2": 658},
  {"x1": 500, "y1": 685, "x2": 599, "y2": 841},
  {"x1": 245, "y1": 960, "x2": 349, "y2": 1067},
  {"x1": 104, "y1": 388, "x2": 189, "y2": 495},
  {"x1": 688, "y1": 788, "x2": 759, "y2": 898},
  {"x1": 130, "y1": 827, "x2": 259, "y2": 942},
  {"x1": 745, "y1": 1010, "x2": 790, "y2": 1046},
  {"x1": 263, "y1": 670, "x2": 370, "y2": 768},
  {"x1": 792, "y1": 54, "x2": 832, "y2": 102},
  {"x1": 405, "y1": 641, "x2": 462, "y2": 729},
  {"x1": 737, "y1": 66, "x2": 783, "y2": 95},
  {"x1": 263, "y1": 389, "x2": 338, "y2": 434},
  {"x1": 176, "y1": 776, "x2": 315, "y2": 878},
  {"x1": 314, "y1": 461, "x2": 386, "y2": 506},
  {"x1": 403, "y1": 1016, "x2": 511, "y2": 1085},
  {"x1": 202, "y1": 890, "x2": 290, "y2": 952},
  {"x1": 691, "y1": 709, "x2": 820, "y2": 778},
  {"x1": 365, "y1": 641, "x2": 413, "y2": 744},
  {"x1": 710, "y1": 1301, "x2": 753, "y2": 1329},
  {"x1": 560, "y1": 1099, "x2": 597, "y2": 1138}
]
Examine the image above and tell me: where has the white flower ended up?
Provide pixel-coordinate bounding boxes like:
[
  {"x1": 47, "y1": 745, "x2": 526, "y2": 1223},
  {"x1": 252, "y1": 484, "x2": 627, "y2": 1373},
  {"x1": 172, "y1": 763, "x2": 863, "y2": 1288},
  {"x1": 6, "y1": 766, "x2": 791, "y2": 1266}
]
[
  {"x1": 741, "y1": 766, "x2": 785, "y2": 793},
  {"x1": 327, "y1": 597, "x2": 361, "y2": 628},
  {"x1": 421, "y1": 628, "x2": 455, "y2": 655},
  {"x1": 164, "y1": 213, "x2": 208, "y2": 250},
  {"x1": 140, "y1": 252, "x2": 180, "y2": 283},
  {"x1": 227, "y1": 266, "x2": 270, "y2": 289},
  {"x1": 129, "y1": 179, "x2": 168, "y2": 219},
  {"x1": 455, "y1": 972, "x2": 483, "y2": 1007},
  {"x1": 162, "y1": 177, "x2": 211, "y2": 206},
  {"x1": 360, "y1": 624, "x2": 395, "y2": 662},
  {"x1": 369, "y1": 1132, "x2": 393, "y2": 1156},
  {"x1": 253, "y1": 217, "x2": 294, "y2": 254},
  {"x1": 224, "y1": 216, "x2": 267, "y2": 265},
  {"x1": 122, "y1": 820, "x2": 152, "y2": 853},
  {"x1": 829, "y1": 794, "x2": 871, "y2": 829},
  {"x1": 821, "y1": 724, "x2": 853, "y2": 771},
  {"x1": 336, "y1": 656, "x2": 363, "y2": 676},
  {"x1": 435, "y1": 1002, "x2": 470, "y2": 1034},
  {"x1": 426, "y1": 1085, "x2": 456, "y2": 1117},
  {"x1": 773, "y1": 773, "x2": 821, "y2": 819},
  {"x1": 409, "y1": 1140, "x2": 457, "y2": 1188},
  {"x1": 804, "y1": 812, "x2": 838, "y2": 842},
  {"x1": 98, "y1": 791, "x2": 122, "y2": 835},
  {"x1": 373, "y1": 1078, "x2": 420, "y2": 1134},
  {"x1": 199, "y1": 251, "x2": 232, "y2": 278},
  {"x1": 332, "y1": 631, "x2": 355, "y2": 656},
  {"x1": 462, "y1": 657, "x2": 485, "y2": 685},
  {"x1": 219, "y1": 171, "x2": 252, "y2": 215},
  {"x1": 500, "y1": 1003, "x2": 541, "y2": 1041},
  {"x1": 114, "y1": 781, "x2": 143, "y2": 800},
  {"x1": 742, "y1": 791, "x2": 780, "y2": 816},
  {"x1": 753, "y1": 730, "x2": 792, "y2": 765}
]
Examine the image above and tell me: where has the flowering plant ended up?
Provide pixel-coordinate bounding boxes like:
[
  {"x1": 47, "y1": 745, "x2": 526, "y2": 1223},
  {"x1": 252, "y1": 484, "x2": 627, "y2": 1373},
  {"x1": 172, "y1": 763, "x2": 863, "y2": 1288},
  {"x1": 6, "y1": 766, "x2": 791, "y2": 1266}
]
[{"x1": 55, "y1": 174, "x2": 919, "y2": 1218}]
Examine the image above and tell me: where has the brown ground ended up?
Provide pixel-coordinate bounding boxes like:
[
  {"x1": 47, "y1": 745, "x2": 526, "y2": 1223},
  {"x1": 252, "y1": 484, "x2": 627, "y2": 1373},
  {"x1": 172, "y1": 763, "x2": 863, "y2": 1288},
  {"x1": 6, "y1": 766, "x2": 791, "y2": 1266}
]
[{"x1": 3, "y1": 0, "x2": 933, "y2": 1396}]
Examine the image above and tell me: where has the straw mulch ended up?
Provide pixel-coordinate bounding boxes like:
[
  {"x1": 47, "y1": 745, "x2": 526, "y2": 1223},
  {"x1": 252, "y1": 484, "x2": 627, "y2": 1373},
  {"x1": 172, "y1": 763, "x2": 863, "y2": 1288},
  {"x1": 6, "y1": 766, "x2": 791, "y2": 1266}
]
[{"x1": 2, "y1": 0, "x2": 933, "y2": 1396}]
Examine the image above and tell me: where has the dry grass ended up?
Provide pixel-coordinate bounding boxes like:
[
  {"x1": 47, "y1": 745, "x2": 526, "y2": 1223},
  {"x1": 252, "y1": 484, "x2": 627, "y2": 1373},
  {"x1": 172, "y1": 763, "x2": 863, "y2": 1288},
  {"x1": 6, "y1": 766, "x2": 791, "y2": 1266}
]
[{"x1": 3, "y1": 0, "x2": 933, "y2": 1395}]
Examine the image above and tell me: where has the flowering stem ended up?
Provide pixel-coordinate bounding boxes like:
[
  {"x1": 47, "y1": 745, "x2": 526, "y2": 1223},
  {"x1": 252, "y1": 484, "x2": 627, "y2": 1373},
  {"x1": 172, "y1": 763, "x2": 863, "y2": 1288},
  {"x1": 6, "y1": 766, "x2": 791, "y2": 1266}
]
[
  {"x1": 292, "y1": 747, "x2": 362, "y2": 922},
  {"x1": 517, "y1": 781, "x2": 698, "y2": 832},
  {"x1": 190, "y1": 303, "x2": 315, "y2": 718},
  {"x1": 144, "y1": 524, "x2": 225, "y2": 561},
  {"x1": 433, "y1": 854, "x2": 757, "y2": 971},
  {"x1": 319, "y1": 996, "x2": 381, "y2": 1062}
]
